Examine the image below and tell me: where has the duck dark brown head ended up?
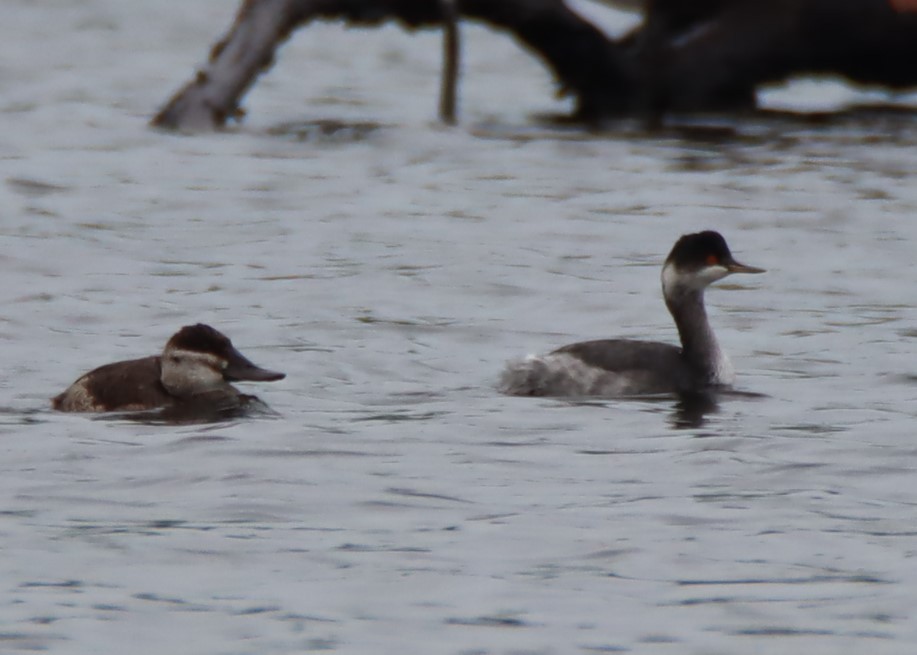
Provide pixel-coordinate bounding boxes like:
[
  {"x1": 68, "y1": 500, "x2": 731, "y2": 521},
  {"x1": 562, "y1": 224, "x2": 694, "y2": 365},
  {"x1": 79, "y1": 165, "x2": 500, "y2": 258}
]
[
  {"x1": 165, "y1": 323, "x2": 234, "y2": 357},
  {"x1": 160, "y1": 324, "x2": 285, "y2": 392}
]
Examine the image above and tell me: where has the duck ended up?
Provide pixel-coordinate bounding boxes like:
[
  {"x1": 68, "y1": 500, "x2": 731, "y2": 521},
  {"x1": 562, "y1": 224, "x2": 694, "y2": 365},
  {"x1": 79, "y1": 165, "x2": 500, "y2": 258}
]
[
  {"x1": 53, "y1": 323, "x2": 285, "y2": 417},
  {"x1": 499, "y1": 231, "x2": 764, "y2": 397}
]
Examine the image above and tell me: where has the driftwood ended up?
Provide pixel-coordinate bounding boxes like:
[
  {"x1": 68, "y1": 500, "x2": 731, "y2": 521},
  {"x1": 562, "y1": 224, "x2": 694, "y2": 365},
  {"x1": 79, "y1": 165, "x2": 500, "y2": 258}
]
[
  {"x1": 152, "y1": 0, "x2": 917, "y2": 132},
  {"x1": 438, "y1": 0, "x2": 460, "y2": 125},
  {"x1": 151, "y1": 0, "x2": 627, "y2": 130},
  {"x1": 636, "y1": 0, "x2": 917, "y2": 114}
]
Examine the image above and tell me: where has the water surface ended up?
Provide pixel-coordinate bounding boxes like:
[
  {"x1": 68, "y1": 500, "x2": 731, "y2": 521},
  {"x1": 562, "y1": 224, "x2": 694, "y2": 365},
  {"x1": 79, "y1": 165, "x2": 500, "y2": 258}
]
[{"x1": 2, "y1": 1, "x2": 917, "y2": 653}]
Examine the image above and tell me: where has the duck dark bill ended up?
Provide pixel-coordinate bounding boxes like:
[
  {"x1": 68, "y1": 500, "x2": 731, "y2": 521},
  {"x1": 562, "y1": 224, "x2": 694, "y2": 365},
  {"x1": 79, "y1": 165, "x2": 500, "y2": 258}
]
[{"x1": 224, "y1": 347, "x2": 286, "y2": 382}]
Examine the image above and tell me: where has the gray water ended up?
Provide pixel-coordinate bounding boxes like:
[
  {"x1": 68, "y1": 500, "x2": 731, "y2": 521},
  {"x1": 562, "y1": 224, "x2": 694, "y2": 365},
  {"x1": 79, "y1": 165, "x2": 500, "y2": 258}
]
[{"x1": 3, "y1": 1, "x2": 917, "y2": 653}]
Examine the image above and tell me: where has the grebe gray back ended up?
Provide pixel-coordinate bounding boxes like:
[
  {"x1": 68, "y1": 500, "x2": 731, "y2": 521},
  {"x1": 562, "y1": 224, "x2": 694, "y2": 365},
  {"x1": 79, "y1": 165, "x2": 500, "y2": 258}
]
[{"x1": 499, "y1": 231, "x2": 764, "y2": 398}]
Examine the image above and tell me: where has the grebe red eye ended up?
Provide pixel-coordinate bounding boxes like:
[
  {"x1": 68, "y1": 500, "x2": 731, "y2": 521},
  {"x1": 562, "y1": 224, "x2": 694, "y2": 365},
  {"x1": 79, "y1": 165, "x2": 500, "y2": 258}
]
[{"x1": 706, "y1": 254, "x2": 719, "y2": 266}]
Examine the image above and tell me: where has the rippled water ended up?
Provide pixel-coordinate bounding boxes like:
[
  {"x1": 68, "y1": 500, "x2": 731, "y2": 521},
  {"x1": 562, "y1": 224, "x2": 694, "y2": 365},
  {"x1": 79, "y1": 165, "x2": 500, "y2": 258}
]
[{"x1": 3, "y1": 1, "x2": 917, "y2": 653}]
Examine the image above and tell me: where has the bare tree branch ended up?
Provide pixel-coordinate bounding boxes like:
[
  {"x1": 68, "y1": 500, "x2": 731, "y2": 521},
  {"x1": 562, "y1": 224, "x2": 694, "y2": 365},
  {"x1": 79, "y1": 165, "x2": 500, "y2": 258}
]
[
  {"x1": 152, "y1": 0, "x2": 630, "y2": 131},
  {"x1": 439, "y1": 0, "x2": 460, "y2": 125},
  {"x1": 153, "y1": 0, "x2": 298, "y2": 130},
  {"x1": 151, "y1": 0, "x2": 917, "y2": 132}
]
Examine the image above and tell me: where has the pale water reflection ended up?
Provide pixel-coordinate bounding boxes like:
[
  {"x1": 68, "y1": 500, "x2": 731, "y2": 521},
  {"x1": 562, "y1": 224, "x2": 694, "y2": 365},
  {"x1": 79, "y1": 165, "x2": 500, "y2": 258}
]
[{"x1": 2, "y1": 1, "x2": 917, "y2": 654}]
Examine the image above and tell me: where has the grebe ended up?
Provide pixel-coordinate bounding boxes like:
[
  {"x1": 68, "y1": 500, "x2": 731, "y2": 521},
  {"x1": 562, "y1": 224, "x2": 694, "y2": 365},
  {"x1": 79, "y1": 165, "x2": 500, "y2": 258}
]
[{"x1": 500, "y1": 231, "x2": 763, "y2": 397}]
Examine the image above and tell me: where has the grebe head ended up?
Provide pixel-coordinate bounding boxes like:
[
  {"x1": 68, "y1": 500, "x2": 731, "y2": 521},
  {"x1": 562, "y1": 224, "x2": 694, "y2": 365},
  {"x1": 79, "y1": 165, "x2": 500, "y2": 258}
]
[
  {"x1": 661, "y1": 231, "x2": 764, "y2": 297},
  {"x1": 160, "y1": 324, "x2": 285, "y2": 397}
]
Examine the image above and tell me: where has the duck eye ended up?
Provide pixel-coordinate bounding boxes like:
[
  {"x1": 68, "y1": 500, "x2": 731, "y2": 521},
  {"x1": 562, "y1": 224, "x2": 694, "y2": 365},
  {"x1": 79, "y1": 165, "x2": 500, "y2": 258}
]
[{"x1": 705, "y1": 254, "x2": 719, "y2": 266}]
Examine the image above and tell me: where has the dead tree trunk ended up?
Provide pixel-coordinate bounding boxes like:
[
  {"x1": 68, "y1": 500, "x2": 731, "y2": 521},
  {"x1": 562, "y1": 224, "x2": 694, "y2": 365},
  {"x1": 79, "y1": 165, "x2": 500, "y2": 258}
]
[
  {"x1": 151, "y1": 0, "x2": 632, "y2": 131},
  {"x1": 438, "y1": 0, "x2": 460, "y2": 125},
  {"x1": 640, "y1": 0, "x2": 917, "y2": 113},
  {"x1": 151, "y1": 0, "x2": 917, "y2": 132}
]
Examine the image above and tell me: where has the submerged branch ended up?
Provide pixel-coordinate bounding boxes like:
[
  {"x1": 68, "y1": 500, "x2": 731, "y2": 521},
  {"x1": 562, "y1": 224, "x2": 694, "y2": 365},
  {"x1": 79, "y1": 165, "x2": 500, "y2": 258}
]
[
  {"x1": 151, "y1": 0, "x2": 917, "y2": 132},
  {"x1": 153, "y1": 0, "x2": 297, "y2": 130},
  {"x1": 152, "y1": 0, "x2": 628, "y2": 131},
  {"x1": 439, "y1": 0, "x2": 459, "y2": 125}
]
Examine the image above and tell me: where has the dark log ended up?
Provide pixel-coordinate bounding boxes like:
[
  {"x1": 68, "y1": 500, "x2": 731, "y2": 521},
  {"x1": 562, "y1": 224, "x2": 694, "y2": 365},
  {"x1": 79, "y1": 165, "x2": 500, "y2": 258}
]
[
  {"x1": 439, "y1": 0, "x2": 459, "y2": 125},
  {"x1": 638, "y1": 0, "x2": 917, "y2": 112},
  {"x1": 151, "y1": 0, "x2": 917, "y2": 132},
  {"x1": 153, "y1": 0, "x2": 297, "y2": 131},
  {"x1": 152, "y1": 0, "x2": 630, "y2": 131}
]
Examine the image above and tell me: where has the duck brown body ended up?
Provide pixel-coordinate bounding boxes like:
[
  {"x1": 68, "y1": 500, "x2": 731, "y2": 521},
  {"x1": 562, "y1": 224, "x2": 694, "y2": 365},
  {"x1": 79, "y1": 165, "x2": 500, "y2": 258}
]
[{"x1": 53, "y1": 356, "x2": 172, "y2": 412}]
